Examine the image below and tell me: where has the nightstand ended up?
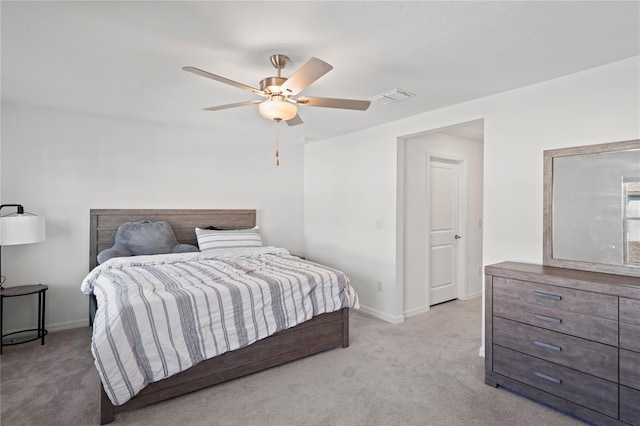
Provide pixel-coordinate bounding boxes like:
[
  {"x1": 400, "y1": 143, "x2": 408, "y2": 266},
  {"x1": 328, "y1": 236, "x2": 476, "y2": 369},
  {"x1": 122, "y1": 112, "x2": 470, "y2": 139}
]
[{"x1": 0, "y1": 284, "x2": 48, "y2": 354}]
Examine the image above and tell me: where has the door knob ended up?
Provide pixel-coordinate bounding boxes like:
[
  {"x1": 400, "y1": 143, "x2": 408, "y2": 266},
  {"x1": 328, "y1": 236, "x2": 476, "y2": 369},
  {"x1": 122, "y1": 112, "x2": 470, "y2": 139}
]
[{"x1": 454, "y1": 234, "x2": 462, "y2": 240}]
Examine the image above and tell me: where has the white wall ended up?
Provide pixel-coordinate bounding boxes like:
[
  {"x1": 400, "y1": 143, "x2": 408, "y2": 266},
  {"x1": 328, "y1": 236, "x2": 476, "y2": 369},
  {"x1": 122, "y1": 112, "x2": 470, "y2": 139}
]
[
  {"x1": 304, "y1": 56, "x2": 640, "y2": 328},
  {"x1": 304, "y1": 136, "x2": 399, "y2": 321},
  {"x1": 1, "y1": 104, "x2": 305, "y2": 332},
  {"x1": 402, "y1": 132, "x2": 484, "y2": 316}
]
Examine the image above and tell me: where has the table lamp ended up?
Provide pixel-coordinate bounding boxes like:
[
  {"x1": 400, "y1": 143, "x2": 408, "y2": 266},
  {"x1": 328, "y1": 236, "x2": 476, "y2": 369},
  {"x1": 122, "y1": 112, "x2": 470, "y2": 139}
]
[{"x1": 0, "y1": 204, "x2": 46, "y2": 288}]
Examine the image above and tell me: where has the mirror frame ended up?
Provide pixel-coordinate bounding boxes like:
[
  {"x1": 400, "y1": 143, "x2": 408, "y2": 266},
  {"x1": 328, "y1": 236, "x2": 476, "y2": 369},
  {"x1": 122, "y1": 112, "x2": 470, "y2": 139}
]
[{"x1": 543, "y1": 139, "x2": 640, "y2": 277}]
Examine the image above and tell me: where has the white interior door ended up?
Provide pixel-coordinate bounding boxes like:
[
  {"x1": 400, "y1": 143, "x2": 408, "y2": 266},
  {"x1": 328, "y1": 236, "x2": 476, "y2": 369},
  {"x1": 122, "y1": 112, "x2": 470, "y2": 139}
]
[{"x1": 428, "y1": 158, "x2": 461, "y2": 305}]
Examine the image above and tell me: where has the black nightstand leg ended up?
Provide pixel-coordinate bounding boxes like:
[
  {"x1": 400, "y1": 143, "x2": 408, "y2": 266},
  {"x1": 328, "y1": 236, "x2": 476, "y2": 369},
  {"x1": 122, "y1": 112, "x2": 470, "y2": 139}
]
[{"x1": 40, "y1": 290, "x2": 46, "y2": 345}]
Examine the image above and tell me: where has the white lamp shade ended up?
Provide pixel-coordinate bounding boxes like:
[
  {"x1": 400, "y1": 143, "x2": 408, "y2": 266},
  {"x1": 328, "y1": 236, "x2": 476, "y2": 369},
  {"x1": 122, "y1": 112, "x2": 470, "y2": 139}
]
[
  {"x1": 259, "y1": 99, "x2": 298, "y2": 121},
  {"x1": 0, "y1": 214, "x2": 46, "y2": 245}
]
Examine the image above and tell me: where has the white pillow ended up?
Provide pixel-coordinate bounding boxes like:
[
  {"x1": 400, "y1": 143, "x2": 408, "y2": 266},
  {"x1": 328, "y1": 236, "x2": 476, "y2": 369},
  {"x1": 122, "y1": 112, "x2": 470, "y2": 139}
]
[{"x1": 195, "y1": 226, "x2": 262, "y2": 251}]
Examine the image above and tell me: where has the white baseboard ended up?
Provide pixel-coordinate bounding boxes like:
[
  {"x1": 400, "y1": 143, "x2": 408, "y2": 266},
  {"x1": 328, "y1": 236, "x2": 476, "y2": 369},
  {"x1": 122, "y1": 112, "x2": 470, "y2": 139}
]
[
  {"x1": 403, "y1": 305, "x2": 429, "y2": 318},
  {"x1": 47, "y1": 318, "x2": 88, "y2": 332},
  {"x1": 465, "y1": 291, "x2": 482, "y2": 300},
  {"x1": 357, "y1": 304, "x2": 405, "y2": 324}
]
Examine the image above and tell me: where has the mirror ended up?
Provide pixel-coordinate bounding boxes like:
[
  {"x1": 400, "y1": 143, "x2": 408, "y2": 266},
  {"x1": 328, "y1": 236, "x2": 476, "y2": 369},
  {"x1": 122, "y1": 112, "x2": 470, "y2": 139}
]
[
  {"x1": 544, "y1": 139, "x2": 640, "y2": 277},
  {"x1": 625, "y1": 179, "x2": 640, "y2": 266}
]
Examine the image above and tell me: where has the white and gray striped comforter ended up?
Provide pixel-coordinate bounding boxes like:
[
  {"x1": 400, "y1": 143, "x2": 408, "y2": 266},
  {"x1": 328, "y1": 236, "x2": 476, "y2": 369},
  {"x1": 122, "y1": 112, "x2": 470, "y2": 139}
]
[{"x1": 81, "y1": 247, "x2": 359, "y2": 406}]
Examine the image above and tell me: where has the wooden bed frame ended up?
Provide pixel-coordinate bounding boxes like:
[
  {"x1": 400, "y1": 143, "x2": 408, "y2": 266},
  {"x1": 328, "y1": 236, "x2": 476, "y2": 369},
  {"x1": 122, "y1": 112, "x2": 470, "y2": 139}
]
[{"x1": 89, "y1": 209, "x2": 350, "y2": 424}]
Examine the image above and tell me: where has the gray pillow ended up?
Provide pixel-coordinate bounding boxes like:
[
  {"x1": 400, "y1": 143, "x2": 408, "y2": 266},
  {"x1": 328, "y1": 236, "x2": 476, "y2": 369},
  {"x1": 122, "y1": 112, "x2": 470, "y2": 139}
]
[{"x1": 97, "y1": 220, "x2": 199, "y2": 264}]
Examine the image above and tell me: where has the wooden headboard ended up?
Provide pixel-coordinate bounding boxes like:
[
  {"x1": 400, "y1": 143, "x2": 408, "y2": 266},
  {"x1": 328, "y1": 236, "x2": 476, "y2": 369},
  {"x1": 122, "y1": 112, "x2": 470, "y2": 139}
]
[{"x1": 89, "y1": 209, "x2": 257, "y2": 271}]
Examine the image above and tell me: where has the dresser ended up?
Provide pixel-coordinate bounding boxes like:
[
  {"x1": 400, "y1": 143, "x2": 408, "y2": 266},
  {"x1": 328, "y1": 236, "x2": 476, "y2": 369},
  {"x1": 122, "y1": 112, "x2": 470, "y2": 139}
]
[{"x1": 485, "y1": 262, "x2": 640, "y2": 426}]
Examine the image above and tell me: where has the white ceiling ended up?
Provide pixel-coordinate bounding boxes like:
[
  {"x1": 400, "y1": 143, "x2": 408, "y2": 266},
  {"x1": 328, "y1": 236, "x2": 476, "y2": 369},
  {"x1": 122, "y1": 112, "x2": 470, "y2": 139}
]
[{"x1": 2, "y1": 1, "x2": 638, "y2": 143}]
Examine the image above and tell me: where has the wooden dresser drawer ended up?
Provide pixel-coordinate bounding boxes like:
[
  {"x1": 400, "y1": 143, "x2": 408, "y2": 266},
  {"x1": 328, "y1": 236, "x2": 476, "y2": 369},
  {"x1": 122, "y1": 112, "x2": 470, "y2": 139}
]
[
  {"x1": 493, "y1": 277, "x2": 618, "y2": 320},
  {"x1": 620, "y1": 349, "x2": 640, "y2": 390},
  {"x1": 493, "y1": 345, "x2": 618, "y2": 418},
  {"x1": 620, "y1": 322, "x2": 640, "y2": 352},
  {"x1": 620, "y1": 386, "x2": 640, "y2": 425},
  {"x1": 620, "y1": 298, "x2": 640, "y2": 326},
  {"x1": 493, "y1": 317, "x2": 618, "y2": 382},
  {"x1": 493, "y1": 297, "x2": 618, "y2": 346}
]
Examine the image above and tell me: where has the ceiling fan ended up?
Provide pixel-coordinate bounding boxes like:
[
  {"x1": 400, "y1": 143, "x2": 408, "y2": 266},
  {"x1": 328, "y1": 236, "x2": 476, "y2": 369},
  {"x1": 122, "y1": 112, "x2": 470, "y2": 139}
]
[{"x1": 183, "y1": 54, "x2": 371, "y2": 126}]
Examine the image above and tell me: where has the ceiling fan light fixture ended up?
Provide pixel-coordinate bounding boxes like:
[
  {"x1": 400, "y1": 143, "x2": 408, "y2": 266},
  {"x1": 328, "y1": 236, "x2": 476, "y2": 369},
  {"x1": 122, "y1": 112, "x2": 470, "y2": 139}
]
[{"x1": 259, "y1": 98, "x2": 298, "y2": 121}]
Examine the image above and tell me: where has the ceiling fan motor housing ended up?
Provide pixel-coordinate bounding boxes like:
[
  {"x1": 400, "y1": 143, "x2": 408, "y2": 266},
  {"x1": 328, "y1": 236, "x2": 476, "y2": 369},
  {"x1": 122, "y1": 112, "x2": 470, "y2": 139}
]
[{"x1": 260, "y1": 76, "x2": 288, "y2": 95}]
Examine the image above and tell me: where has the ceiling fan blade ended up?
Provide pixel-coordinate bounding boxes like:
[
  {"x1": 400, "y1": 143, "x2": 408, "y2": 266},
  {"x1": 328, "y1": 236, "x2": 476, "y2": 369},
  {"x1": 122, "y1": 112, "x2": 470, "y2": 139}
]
[
  {"x1": 280, "y1": 58, "x2": 333, "y2": 96},
  {"x1": 296, "y1": 96, "x2": 371, "y2": 111},
  {"x1": 203, "y1": 99, "x2": 262, "y2": 111},
  {"x1": 286, "y1": 114, "x2": 304, "y2": 126},
  {"x1": 183, "y1": 66, "x2": 264, "y2": 95}
]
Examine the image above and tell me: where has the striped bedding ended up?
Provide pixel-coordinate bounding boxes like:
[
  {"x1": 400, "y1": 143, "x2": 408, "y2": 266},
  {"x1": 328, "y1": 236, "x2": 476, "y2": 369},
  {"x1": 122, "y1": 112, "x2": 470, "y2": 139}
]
[{"x1": 81, "y1": 247, "x2": 359, "y2": 406}]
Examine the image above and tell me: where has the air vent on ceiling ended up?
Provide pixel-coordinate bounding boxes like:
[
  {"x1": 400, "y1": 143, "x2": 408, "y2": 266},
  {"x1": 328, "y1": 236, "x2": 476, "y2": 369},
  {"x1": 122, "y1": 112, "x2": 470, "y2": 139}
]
[{"x1": 370, "y1": 88, "x2": 415, "y2": 104}]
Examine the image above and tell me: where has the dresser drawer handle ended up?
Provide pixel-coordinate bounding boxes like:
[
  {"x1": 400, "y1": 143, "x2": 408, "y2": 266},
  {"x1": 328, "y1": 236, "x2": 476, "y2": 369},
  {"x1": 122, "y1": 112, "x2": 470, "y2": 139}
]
[
  {"x1": 533, "y1": 291, "x2": 561, "y2": 301},
  {"x1": 533, "y1": 313, "x2": 562, "y2": 324},
  {"x1": 533, "y1": 340, "x2": 561, "y2": 351},
  {"x1": 534, "y1": 371, "x2": 562, "y2": 384}
]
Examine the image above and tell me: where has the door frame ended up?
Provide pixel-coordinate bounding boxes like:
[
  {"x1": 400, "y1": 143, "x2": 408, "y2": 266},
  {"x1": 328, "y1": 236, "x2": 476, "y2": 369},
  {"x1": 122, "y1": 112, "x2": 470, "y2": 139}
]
[{"x1": 425, "y1": 151, "x2": 468, "y2": 306}]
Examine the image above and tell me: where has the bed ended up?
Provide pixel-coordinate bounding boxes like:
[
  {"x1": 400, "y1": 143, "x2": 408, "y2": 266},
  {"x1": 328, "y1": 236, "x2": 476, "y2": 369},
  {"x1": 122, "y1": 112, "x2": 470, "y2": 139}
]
[{"x1": 84, "y1": 209, "x2": 356, "y2": 424}]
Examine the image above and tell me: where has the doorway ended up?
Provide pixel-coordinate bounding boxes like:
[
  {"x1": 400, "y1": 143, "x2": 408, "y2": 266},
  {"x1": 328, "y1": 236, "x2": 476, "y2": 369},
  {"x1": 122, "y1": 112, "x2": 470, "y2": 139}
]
[{"x1": 400, "y1": 119, "x2": 484, "y2": 318}]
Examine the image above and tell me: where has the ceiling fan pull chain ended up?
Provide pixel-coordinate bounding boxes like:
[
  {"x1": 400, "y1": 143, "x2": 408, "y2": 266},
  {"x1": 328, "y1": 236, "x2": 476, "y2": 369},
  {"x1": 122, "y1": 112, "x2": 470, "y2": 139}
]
[{"x1": 275, "y1": 120, "x2": 280, "y2": 166}]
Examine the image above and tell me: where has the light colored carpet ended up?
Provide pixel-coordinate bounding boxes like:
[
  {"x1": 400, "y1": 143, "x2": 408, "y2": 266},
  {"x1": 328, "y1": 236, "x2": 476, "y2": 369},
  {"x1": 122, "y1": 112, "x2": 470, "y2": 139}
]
[{"x1": 1, "y1": 298, "x2": 584, "y2": 425}]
